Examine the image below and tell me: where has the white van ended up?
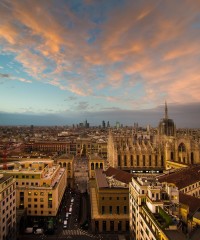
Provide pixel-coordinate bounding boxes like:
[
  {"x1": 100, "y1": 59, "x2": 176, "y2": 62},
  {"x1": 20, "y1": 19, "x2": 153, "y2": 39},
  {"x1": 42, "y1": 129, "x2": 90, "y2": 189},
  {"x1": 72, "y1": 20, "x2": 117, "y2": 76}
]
[
  {"x1": 66, "y1": 212, "x2": 69, "y2": 219},
  {"x1": 69, "y1": 207, "x2": 72, "y2": 213}
]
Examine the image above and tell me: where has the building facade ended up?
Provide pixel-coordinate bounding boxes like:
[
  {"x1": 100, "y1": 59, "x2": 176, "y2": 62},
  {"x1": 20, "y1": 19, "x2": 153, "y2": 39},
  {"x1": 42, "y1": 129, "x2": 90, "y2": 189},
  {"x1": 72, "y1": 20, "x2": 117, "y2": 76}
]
[
  {"x1": 0, "y1": 174, "x2": 16, "y2": 240},
  {"x1": 0, "y1": 159, "x2": 67, "y2": 218},
  {"x1": 90, "y1": 167, "x2": 132, "y2": 233},
  {"x1": 107, "y1": 103, "x2": 200, "y2": 171},
  {"x1": 129, "y1": 176, "x2": 185, "y2": 240}
]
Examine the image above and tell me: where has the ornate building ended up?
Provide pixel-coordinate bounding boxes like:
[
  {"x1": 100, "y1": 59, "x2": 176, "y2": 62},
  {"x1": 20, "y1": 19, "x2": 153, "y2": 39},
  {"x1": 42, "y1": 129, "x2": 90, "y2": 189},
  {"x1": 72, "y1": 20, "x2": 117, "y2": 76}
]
[{"x1": 107, "y1": 103, "x2": 200, "y2": 171}]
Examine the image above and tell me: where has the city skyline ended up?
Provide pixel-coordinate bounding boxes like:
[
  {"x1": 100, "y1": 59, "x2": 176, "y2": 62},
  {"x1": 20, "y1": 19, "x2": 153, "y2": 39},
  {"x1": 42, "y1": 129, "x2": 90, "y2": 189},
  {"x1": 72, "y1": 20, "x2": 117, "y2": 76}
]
[{"x1": 0, "y1": 0, "x2": 200, "y2": 127}]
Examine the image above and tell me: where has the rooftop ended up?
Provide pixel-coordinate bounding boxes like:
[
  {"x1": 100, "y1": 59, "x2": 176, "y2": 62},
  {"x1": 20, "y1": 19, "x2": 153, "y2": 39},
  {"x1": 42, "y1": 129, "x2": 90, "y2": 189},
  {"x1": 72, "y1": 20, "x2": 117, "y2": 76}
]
[
  {"x1": 104, "y1": 167, "x2": 134, "y2": 184},
  {"x1": 179, "y1": 192, "x2": 200, "y2": 216},
  {"x1": 157, "y1": 165, "x2": 200, "y2": 189}
]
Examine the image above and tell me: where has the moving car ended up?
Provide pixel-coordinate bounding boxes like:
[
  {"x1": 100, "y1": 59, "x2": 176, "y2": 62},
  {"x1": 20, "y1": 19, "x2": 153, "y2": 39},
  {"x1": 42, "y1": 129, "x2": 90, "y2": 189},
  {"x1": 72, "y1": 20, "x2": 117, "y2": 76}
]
[{"x1": 63, "y1": 220, "x2": 67, "y2": 229}]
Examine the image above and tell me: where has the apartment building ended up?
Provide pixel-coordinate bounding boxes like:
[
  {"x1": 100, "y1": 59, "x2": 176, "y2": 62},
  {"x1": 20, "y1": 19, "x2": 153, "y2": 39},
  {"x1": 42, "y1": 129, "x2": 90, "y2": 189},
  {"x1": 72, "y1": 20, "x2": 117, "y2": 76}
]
[
  {"x1": 90, "y1": 167, "x2": 132, "y2": 233},
  {"x1": 0, "y1": 159, "x2": 67, "y2": 217},
  {"x1": 129, "y1": 176, "x2": 186, "y2": 240},
  {"x1": 0, "y1": 174, "x2": 16, "y2": 240}
]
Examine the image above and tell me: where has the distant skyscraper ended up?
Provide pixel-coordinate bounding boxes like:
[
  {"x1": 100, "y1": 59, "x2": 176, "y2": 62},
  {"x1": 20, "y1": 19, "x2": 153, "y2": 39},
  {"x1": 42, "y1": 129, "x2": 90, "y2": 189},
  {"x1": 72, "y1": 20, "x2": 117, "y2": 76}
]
[
  {"x1": 116, "y1": 121, "x2": 120, "y2": 129},
  {"x1": 102, "y1": 120, "x2": 106, "y2": 128}
]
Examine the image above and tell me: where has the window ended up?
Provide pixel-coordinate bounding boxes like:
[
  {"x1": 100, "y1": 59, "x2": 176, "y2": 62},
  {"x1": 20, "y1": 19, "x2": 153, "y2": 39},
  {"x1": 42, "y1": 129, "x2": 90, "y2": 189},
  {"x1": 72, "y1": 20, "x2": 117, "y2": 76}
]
[
  {"x1": 137, "y1": 155, "x2": 139, "y2": 166},
  {"x1": 40, "y1": 198, "x2": 44, "y2": 202},
  {"x1": 149, "y1": 155, "x2": 152, "y2": 166},
  {"x1": 155, "y1": 155, "x2": 158, "y2": 166},
  {"x1": 161, "y1": 155, "x2": 164, "y2": 166},
  {"x1": 91, "y1": 163, "x2": 94, "y2": 170},
  {"x1": 117, "y1": 206, "x2": 119, "y2": 214},
  {"x1": 34, "y1": 192, "x2": 38, "y2": 196},
  {"x1": 131, "y1": 155, "x2": 133, "y2": 166},
  {"x1": 34, "y1": 204, "x2": 37, "y2": 208},
  {"x1": 102, "y1": 206, "x2": 105, "y2": 214},
  {"x1": 28, "y1": 198, "x2": 31, "y2": 202},
  {"x1": 124, "y1": 206, "x2": 127, "y2": 214},
  {"x1": 118, "y1": 155, "x2": 121, "y2": 166},
  {"x1": 34, "y1": 198, "x2": 37, "y2": 202},
  {"x1": 40, "y1": 192, "x2": 44, "y2": 196},
  {"x1": 109, "y1": 206, "x2": 112, "y2": 214},
  {"x1": 124, "y1": 155, "x2": 127, "y2": 166},
  {"x1": 143, "y1": 155, "x2": 145, "y2": 166}
]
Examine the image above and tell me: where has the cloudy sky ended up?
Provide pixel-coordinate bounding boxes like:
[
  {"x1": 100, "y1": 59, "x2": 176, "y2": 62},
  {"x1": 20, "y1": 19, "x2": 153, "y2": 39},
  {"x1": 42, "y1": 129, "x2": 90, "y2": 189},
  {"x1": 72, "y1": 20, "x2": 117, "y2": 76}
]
[{"x1": 0, "y1": 0, "x2": 200, "y2": 127}]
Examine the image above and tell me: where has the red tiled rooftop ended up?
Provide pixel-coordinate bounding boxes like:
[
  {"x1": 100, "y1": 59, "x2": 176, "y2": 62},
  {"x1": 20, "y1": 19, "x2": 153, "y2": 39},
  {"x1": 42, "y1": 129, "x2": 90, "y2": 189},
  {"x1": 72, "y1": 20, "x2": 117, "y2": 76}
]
[
  {"x1": 179, "y1": 192, "x2": 200, "y2": 215},
  {"x1": 104, "y1": 167, "x2": 134, "y2": 184},
  {"x1": 157, "y1": 165, "x2": 200, "y2": 189}
]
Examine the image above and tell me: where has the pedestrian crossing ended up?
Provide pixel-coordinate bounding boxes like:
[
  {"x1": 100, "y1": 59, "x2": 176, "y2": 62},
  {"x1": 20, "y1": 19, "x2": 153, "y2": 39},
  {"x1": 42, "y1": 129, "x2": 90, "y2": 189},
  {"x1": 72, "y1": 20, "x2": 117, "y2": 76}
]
[
  {"x1": 62, "y1": 229, "x2": 82, "y2": 235},
  {"x1": 62, "y1": 229, "x2": 99, "y2": 238}
]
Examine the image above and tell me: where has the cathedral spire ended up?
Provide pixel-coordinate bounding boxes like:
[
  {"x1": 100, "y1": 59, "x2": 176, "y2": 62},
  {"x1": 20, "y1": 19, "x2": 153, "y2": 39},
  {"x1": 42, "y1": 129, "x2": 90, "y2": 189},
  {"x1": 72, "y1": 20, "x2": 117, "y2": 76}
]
[{"x1": 165, "y1": 101, "x2": 168, "y2": 119}]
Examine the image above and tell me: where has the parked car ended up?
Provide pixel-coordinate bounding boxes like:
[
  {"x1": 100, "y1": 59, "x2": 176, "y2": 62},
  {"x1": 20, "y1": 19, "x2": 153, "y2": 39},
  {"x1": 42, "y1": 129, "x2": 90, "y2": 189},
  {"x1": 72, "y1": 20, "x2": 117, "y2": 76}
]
[
  {"x1": 34, "y1": 228, "x2": 44, "y2": 235},
  {"x1": 24, "y1": 227, "x2": 33, "y2": 234}
]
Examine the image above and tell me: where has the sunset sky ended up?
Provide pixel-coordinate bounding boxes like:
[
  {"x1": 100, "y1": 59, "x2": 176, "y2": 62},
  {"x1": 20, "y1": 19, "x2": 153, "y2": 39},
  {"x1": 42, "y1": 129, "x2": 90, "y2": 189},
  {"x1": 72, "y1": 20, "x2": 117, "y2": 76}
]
[{"x1": 0, "y1": 0, "x2": 200, "y2": 127}]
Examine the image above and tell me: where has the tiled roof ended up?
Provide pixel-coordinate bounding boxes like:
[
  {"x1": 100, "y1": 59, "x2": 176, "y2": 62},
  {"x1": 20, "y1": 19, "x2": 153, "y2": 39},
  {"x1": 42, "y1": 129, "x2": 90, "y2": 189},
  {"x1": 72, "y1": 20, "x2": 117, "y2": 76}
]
[
  {"x1": 157, "y1": 165, "x2": 200, "y2": 189},
  {"x1": 179, "y1": 192, "x2": 200, "y2": 215},
  {"x1": 104, "y1": 167, "x2": 134, "y2": 184}
]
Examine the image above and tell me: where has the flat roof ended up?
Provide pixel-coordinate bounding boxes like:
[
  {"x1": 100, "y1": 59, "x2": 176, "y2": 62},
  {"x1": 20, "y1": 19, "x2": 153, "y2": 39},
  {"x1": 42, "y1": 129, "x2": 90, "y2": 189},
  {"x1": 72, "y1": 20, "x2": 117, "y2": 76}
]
[{"x1": 0, "y1": 175, "x2": 12, "y2": 184}]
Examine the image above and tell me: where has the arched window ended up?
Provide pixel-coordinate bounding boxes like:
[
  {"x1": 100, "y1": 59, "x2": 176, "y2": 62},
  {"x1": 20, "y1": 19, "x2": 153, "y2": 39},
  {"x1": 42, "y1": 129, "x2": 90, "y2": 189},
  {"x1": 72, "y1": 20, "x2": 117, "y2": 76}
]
[
  {"x1": 191, "y1": 152, "x2": 194, "y2": 164},
  {"x1": 161, "y1": 155, "x2": 164, "y2": 166},
  {"x1": 149, "y1": 155, "x2": 151, "y2": 166},
  {"x1": 95, "y1": 163, "x2": 98, "y2": 169},
  {"x1": 91, "y1": 163, "x2": 94, "y2": 170},
  {"x1": 118, "y1": 155, "x2": 121, "y2": 166},
  {"x1": 131, "y1": 155, "x2": 133, "y2": 166},
  {"x1": 63, "y1": 162, "x2": 66, "y2": 167},
  {"x1": 100, "y1": 163, "x2": 103, "y2": 169},
  {"x1": 178, "y1": 143, "x2": 186, "y2": 152},
  {"x1": 143, "y1": 155, "x2": 145, "y2": 166},
  {"x1": 124, "y1": 155, "x2": 127, "y2": 166},
  {"x1": 137, "y1": 155, "x2": 139, "y2": 166}
]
